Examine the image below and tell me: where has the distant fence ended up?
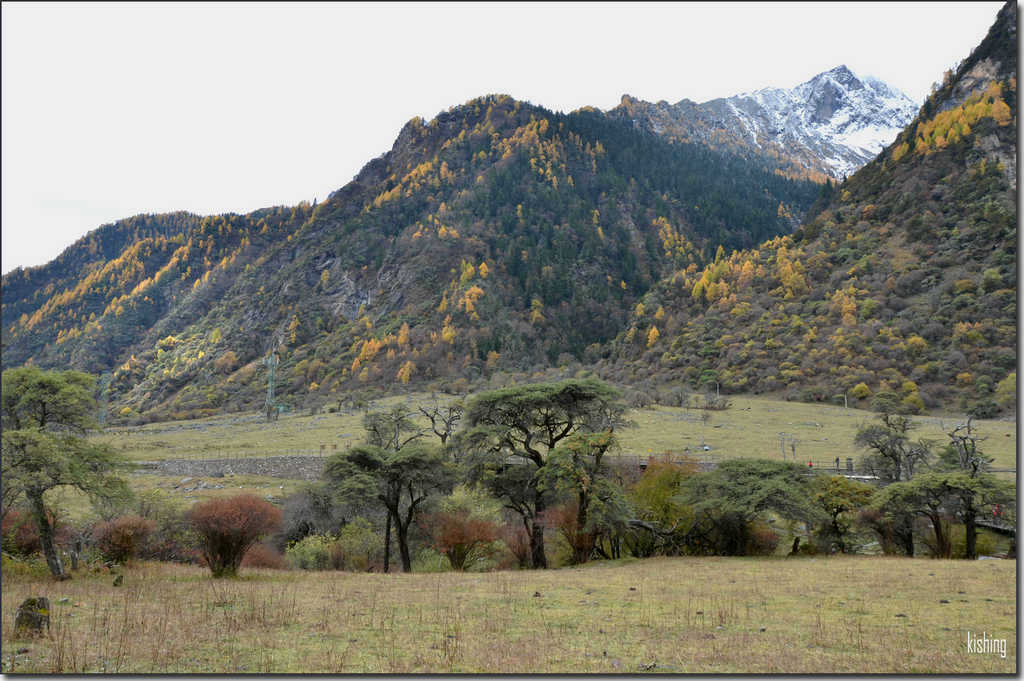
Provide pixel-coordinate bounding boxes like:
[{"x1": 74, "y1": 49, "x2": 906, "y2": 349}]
[
  {"x1": 500, "y1": 453, "x2": 719, "y2": 473},
  {"x1": 612, "y1": 453, "x2": 718, "y2": 472},
  {"x1": 138, "y1": 450, "x2": 721, "y2": 481}
]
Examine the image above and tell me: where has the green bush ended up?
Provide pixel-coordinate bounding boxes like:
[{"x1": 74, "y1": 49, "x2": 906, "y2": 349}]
[
  {"x1": 969, "y1": 400, "x2": 1000, "y2": 419},
  {"x1": 1, "y1": 553, "x2": 51, "y2": 579},
  {"x1": 410, "y1": 547, "x2": 451, "y2": 573},
  {"x1": 331, "y1": 519, "x2": 381, "y2": 572},
  {"x1": 850, "y1": 382, "x2": 872, "y2": 400},
  {"x1": 950, "y1": 525, "x2": 998, "y2": 558},
  {"x1": 285, "y1": 520, "x2": 383, "y2": 571},
  {"x1": 285, "y1": 534, "x2": 333, "y2": 570}
]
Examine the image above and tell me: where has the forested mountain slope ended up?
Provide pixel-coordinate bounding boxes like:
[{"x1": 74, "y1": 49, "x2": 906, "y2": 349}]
[
  {"x1": 2, "y1": 96, "x2": 818, "y2": 420},
  {"x1": 605, "y1": 1, "x2": 1017, "y2": 417}
]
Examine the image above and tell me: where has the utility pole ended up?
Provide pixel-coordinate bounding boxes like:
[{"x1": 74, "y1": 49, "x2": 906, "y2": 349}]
[{"x1": 264, "y1": 352, "x2": 279, "y2": 422}]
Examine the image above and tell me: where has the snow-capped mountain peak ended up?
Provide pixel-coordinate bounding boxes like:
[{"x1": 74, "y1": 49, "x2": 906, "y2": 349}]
[
  {"x1": 611, "y1": 66, "x2": 919, "y2": 181},
  {"x1": 720, "y1": 66, "x2": 919, "y2": 177}
]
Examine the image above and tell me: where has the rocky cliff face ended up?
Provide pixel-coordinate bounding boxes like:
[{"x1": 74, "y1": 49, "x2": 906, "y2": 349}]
[{"x1": 612, "y1": 66, "x2": 918, "y2": 180}]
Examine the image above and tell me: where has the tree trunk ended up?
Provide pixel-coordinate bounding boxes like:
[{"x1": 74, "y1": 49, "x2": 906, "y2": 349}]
[
  {"x1": 529, "y1": 496, "x2": 547, "y2": 569},
  {"x1": 396, "y1": 521, "x2": 412, "y2": 572},
  {"x1": 964, "y1": 513, "x2": 978, "y2": 560},
  {"x1": 383, "y1": 513, "x2": 392, "y2": 573},
  {"x1": 929, "y1": 512, "x2": 950, "y2": 558},
  {"x1": 896, "y1": 515, "x2": 914, "y2": 557},
  {"x1": 529, "y1": 523, "x2": 547, "y2": 569},
  {"x1": 832, "y1": 515, "x2": 846, "y2": 554},
  {"x1": 28, "y1": 490, "x2": 67, "y2": 580}
]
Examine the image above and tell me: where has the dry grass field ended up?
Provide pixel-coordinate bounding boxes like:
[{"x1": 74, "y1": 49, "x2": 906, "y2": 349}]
[
  {"x1": 11, "y1": 393, "x2": 1010, "y2": 674},
  {"x1": 2, "y1": 556, "x2": 1015, "y2": 673}
]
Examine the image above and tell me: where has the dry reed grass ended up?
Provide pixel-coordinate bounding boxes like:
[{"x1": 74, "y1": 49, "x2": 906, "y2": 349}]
[{"x1": 2, "y1": 556, "x2": 1015, "y2": 673}]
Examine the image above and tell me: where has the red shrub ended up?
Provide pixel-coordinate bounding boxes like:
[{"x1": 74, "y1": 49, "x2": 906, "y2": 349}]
[
  {"x1": 2, "y1": 508, "x2": 72, "y2": 556},
  {"x1": 241, "y1": 542, "x2": 288, "y2": 569},
  {"x1": 423, "y1": 510, "x2": 500, "y2": 571},
  {"x1": 542, "y1": 501, "x2": 595, "y2": 565},
  {"x1": 745, "y1": 521, "x2": 780, "y2": 556},
  {"x1": 187, "y1": 494, "x2": 282, "y2": 577},
  {"x1": 93, "y1": 515, "x2": 155, "y2": 563},
  {"x1": 2, "y1": 509, "x2": 40, "y2": 556},
  {"x1": 500, "y1": 523, "x2": 531, "y2": 569}
]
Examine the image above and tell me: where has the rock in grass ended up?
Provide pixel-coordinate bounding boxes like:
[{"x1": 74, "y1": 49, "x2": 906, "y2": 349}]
[{"x1": 14, "y1": 597, "x2": 50, "y2": 633}]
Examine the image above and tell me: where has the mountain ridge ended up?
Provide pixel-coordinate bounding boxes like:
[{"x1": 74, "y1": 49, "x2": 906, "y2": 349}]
[
  {"x1": 2, "y1": 94, "x2": 819, "y2": 419},
  {"x1": 612, "y1": 65, "x2": 918, "y2": 181},
  {"x1": 604, "y1": 1, "x2": 1017, "y2": 417}
]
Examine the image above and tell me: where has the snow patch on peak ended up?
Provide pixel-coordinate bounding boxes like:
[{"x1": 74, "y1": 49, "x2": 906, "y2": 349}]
[{"x1": 719, "y1": 66, "x2": 917, "y2": 177}]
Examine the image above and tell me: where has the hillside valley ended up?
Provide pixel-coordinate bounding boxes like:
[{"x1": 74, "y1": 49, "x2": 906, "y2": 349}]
[{"x1": 1, "y1": 2, "x2": 1017, "y2": 424}]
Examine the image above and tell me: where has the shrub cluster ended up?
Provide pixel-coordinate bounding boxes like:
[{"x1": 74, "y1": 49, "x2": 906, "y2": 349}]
[
  {"x1": 283, "y1": 519, "x2": 382, "y2": 572},
  {"x1": 93, "y1": 515, "x2": 155, "y2": 564},
  {"x1": 187, "y1": 495, "x2": 281, "y2": 577}
]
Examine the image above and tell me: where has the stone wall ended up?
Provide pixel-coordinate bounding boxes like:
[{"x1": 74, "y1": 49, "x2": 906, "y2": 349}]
[{"x1": 136, "y1": 455, "x2": 325, "y2": 481}]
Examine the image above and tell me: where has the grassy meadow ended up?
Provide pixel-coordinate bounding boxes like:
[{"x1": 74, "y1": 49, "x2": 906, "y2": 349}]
[
  {"x1": 56, "y1": 393, "x2": 1011, "y2": 521},
  {"x1": 97, "y1": 393, "x2": 1016, "y2": 469},
  {"x1": 2, "y1": 556, "x2": 1015, "y2": 673}
]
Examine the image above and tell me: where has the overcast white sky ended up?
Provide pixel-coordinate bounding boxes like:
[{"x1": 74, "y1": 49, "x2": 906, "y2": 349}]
[{"x1": 1, "y1": 1, "x2": 1004, "y2": 274}]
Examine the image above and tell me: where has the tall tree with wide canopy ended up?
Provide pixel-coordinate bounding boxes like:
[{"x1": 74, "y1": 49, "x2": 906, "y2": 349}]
[
  {"x1": 874, "y1": 473, "x2": 955, "y2": 558},
  {"x1": 459, "y1": 379, "x2": 626, "y2": 568},
  {"x1": 879, "y1": 470, "x2": 1014, "y2": 559},
  {"x1": 2, "y1": 367, "x2": 128, "y2": 578},
  {"x1": 355, "y1": 405, "x2": 425, "y2": 571},
  {"x1": 678, "y1": 459, "x2": 818, "y2": 555},
  {"x1": 324, "y1": 443, "x2": 454, "y2": 572},
  {"x1": 536, "y1": 431, "x2": 632, "y2": 563},
  {"x1": 941, "y1": 471, "x2": 1014, "y2": 559}
]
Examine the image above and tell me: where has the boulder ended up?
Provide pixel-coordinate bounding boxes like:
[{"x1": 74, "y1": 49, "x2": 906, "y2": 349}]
[{"x1": 14, "y1": 597, "x2": 50, "y2": 633}]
